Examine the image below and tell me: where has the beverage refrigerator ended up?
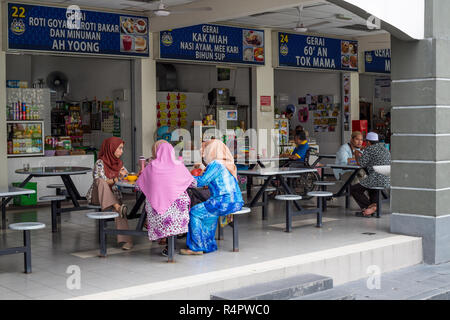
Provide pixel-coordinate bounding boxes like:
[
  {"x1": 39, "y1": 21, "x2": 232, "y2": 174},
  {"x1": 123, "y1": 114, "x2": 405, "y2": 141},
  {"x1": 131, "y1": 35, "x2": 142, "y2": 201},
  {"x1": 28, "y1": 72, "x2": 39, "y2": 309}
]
[
  {"x1": 274, "y1": 118, "x2": 289, "y2": 154},
  {"x1": 6, "y1": 121, "x2": 45, "y2": 157}
]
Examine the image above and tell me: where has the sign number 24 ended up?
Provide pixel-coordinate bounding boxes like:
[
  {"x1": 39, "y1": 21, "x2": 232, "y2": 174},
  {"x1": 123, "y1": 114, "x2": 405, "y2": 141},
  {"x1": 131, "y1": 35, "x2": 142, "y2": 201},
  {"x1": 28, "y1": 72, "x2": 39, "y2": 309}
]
[
  {"x1": 280, "y1": 34, "x2": 288, "y2": 43},
  {"x1": 11, "y1": 6, "x2": 26, "y2": 18}
]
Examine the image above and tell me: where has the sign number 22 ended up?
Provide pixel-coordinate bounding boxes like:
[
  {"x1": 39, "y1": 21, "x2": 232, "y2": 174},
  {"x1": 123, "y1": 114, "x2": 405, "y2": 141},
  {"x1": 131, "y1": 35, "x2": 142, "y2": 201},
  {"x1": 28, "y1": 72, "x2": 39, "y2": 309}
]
[{"x1": 11, "y1": 6, "x2": 26, "y2": 18}]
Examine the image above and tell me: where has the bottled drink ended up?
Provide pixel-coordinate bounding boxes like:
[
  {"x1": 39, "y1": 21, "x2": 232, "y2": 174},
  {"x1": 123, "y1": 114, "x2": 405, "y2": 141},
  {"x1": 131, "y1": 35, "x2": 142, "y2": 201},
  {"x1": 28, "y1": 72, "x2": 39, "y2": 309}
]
[{"x1": 139, "y1": 156, "x2": 146, "y2": 173}]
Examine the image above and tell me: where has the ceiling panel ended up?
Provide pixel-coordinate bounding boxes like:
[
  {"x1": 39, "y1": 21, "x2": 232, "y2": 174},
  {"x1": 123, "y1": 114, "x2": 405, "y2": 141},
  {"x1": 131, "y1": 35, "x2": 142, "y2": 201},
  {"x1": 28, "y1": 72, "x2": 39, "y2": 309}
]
[
  {"x1": 23, "y1": 0, "x2": 200, "y2": 12},
  {"x1": 221, "y1": 0, "x2": 388, "y2": 38}
]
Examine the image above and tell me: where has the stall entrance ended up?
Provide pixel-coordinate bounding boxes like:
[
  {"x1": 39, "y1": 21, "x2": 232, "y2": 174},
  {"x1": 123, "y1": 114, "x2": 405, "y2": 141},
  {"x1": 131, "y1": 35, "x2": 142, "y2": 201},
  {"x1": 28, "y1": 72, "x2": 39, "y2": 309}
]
[{"x1": 6, "y1": 54, "x2": 134, "y2": 169}]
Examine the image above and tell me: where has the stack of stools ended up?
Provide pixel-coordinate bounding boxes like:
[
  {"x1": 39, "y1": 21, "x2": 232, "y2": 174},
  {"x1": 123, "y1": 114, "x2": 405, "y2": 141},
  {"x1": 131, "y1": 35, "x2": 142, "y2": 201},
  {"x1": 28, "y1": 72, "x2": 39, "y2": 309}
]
[
  {"x1": 313, "y1": 181, "x2": 335, "y2": 211},
  {"x1": 39, "y1": 195, "x2": 66, "y2": 232},
  {"x1": 274, "y1": 194, "x2": 302, "y2": 233},
  {"x1": 306, "y1": 191, "x2": 333, "y2": 228},
  {"x1": 3, "y1": 222, "x2": 46, "y2": 273}
]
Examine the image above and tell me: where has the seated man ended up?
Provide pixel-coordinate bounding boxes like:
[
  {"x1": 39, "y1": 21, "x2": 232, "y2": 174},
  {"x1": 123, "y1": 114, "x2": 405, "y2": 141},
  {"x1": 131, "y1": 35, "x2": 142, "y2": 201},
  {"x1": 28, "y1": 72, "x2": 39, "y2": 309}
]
[
  {"x1": 295, "y1": 125, "x2": 309, "y2": 140},
  {"x1": 289, "y1": 131, "x2": 309, "y2": 162},
  {"x1": 351, "y1": 132, "x2": 391, "y2": 217},
  {"x1": 333, "y1": 131, "x2": 364, "y2": 183}
]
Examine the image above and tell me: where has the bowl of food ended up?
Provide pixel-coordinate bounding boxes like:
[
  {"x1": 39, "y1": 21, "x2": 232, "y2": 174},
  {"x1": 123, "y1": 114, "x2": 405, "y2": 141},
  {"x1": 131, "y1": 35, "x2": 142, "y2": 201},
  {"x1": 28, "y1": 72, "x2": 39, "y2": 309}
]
[
  {"x1": 126, "y1": 173, "x2": 138, "y2": 182},
  {"x1": 254, "y1": 48, "x2": 264, "y2": 62},
  {"x1": 342, "y1": 55, "x2": 350, "y2": 67}
]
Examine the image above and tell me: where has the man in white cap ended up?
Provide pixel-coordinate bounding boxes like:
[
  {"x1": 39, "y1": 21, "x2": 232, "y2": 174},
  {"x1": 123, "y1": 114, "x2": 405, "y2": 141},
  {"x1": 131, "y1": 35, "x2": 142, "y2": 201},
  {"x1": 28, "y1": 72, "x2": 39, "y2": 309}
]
[{"x1": 351, "y1": 132, "x2": 391, "y2": 217}]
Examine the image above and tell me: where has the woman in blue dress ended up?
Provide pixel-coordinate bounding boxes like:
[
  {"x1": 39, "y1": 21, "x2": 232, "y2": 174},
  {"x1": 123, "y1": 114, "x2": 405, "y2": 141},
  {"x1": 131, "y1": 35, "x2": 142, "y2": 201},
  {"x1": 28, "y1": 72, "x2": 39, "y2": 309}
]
[{"x1": 181, "y1": 139, "x2": 244, "y2": 255}]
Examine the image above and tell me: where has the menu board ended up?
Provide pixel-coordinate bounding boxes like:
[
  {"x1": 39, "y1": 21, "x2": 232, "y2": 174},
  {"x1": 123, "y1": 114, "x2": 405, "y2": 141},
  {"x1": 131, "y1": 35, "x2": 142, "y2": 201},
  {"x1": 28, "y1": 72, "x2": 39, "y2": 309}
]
[
  {"x1": 7, "y1": 3, "x2": 149, "y2": 57},
  {"x1": 160, "y1": 24, "x2": 265, "y2": 65},
  {"x1": 278, "y1": 32, "x2": 358, "y2": 71},
  {"x1": 365, "y1": 49, "x2": 391, "y2": 74}
]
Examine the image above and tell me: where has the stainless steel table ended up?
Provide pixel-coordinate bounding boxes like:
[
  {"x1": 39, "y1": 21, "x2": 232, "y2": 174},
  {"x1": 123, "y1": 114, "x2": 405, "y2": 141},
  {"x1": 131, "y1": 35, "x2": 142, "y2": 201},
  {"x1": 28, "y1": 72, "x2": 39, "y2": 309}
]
[
  {"x1": 238, "y1": 167, "x2": 318, "y2": 213},
  {"x1": 12, "y1": 166, "x2": 92, "y2": 214},
  {"x1": 1, "y1": 187, "x2": 36, "y2": 229},
  {"x1": 312, "y1": 154, "x2": 337, "y2": 167},
  {"x1": 326, "y1": 164, "x2": 362, "y2": 208}
]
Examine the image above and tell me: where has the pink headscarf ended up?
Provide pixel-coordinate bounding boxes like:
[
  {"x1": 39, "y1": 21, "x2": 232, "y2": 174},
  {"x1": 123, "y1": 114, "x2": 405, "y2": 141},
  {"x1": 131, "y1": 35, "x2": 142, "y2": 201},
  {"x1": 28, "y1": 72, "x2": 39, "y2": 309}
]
[{"x1": 136, "y1": 141, "x2": 194, "y2": 215}]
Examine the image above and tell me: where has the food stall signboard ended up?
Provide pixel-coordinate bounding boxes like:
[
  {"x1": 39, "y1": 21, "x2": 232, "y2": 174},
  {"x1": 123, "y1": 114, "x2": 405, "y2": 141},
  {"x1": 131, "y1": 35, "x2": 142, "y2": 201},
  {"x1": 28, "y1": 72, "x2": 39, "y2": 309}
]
[
  {"x1": 7, "y1": 3, "x2": 149, "y2": 57},
  {"x1": 160, "y1": 24, "x2": 265, "y2": 65},
  {"x1": 365, "y1": 49, "x2": 391, "y2": 74},
  {"x1": 278, "y1": 32, "x2": 358, "y2": 71}
]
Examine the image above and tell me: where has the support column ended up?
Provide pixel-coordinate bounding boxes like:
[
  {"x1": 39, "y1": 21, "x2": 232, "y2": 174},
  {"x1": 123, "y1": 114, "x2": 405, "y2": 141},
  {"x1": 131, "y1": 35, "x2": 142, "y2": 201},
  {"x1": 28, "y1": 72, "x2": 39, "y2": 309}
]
[
  {"x1": 251, "y1": 29, "x2": 275, "y2": 157},
  {"x1": 390, "y1": 0, "x2": 450, "y2": 264},
  {"x1": 134, "y1": 33, "x2": 157, "y2": 160},
  {"x1": 0, "y1": 3, "x2": 8, "y2": 189}
]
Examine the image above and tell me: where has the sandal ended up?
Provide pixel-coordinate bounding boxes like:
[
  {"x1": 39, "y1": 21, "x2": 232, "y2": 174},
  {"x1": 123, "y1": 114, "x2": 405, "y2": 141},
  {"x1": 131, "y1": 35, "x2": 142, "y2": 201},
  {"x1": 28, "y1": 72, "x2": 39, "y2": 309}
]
[
  {"x1": 180, "y1": 249, "x2": 203, "y2": 255},
  {"x1": 122, "y1": 242, "x2": 133, "y2": 250},
  {"x1": 119, "y1": 204, "x2": 128, "y2": 218},
  {"x1": 363, "y1": 206, "x2": 377, "y2": 217},
  {"x1": 355, "y1": 211, "x2": 372, "y2": 218}
]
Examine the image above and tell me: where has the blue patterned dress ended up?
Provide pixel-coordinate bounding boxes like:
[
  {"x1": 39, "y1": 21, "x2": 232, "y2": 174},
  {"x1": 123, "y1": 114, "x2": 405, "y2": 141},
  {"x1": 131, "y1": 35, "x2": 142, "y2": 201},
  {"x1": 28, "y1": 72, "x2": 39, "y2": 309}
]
[{"x1": 187, "y1": 161, "x2": 244, "y2": 253}]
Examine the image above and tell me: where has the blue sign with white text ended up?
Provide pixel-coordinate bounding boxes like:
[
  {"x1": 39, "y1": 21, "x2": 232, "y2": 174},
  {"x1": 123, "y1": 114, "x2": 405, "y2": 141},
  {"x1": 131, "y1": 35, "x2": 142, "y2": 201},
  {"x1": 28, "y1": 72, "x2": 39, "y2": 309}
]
[
  {"x1": 278, "y1": 32, "x2": 358, "y2": 71},
  {"x1": 160, "y1": 24, "x2": 265, "y2": 65},
  {"x1": 8, "y1": 3, "x2": 149, "y2": 57},
  {"x1": 365, "y1": 49, "x2": 391, "y2": 74}
]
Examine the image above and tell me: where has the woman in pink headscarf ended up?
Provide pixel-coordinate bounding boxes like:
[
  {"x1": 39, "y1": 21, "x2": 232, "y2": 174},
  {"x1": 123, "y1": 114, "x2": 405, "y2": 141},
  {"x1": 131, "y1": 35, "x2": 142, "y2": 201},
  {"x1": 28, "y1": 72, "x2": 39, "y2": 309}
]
[{"x1": 136, "y1": 140, "x2": 195, "y2": 256}]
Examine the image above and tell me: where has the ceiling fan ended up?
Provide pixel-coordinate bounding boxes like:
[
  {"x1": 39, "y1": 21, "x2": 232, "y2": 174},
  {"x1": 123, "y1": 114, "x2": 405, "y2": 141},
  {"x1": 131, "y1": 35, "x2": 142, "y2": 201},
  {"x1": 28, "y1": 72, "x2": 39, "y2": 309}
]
[
  {"x1": 293, "y1": 5, "x2": 308, "y2": 32},
  {"x1": 292, "y1": 5, "x2": 332, "y2": 33},
  {"x1": 145, "y1": 0, "x2": 213, "y2": 17}
]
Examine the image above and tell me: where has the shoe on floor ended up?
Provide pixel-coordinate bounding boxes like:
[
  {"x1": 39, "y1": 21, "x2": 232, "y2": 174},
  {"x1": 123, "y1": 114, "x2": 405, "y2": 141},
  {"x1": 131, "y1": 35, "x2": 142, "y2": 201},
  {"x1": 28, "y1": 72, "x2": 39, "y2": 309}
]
[
  {"x1": 180, "y1": 248, "x2": 203, "y2": 255},
  {"x1": 122, "y1": 242, "x2": 133, "y2": 250},
  {"x1": 161, "y1": 247, "x2": 168, "y2": 257},
  {"x1": 355, "y1": 211, "x2": 373, "y2": 218}
]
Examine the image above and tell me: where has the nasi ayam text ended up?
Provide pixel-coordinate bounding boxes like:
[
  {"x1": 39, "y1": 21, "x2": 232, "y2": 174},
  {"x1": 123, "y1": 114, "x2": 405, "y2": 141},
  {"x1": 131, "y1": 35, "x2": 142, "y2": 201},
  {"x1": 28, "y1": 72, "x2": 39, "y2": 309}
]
[{"x1": 179, "y1": 25, "x2": 240, "y2": 61}]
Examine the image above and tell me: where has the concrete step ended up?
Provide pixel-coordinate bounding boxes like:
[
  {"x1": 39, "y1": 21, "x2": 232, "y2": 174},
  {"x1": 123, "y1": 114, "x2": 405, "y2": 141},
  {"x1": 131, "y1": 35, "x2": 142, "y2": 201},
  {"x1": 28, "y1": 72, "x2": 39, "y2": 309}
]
[
  {"x1": 211, "y1": 274, "x2": 333, "y2": 300},
  {"x1": 292, "y1": 288, "x2": 355, "y2": 300},
  {"x1": 71, "y1": 235, "x2": 422, "y2": 300}
]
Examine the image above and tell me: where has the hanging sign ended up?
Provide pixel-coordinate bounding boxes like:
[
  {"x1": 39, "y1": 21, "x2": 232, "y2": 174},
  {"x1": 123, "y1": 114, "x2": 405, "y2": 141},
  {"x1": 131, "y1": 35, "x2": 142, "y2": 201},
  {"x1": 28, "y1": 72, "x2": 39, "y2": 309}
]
[
  {"x1": 365, "y1": 49, "x2": 391, "y2": 74},
  {"x1": 278, "y1": 32, "x2": 358, "y2": 71},
  {"x1": 160, "y1": 24, "x2": 265, "y2": 65},
  {"x1": 7, "y1": 2, "x2": 149, "y2": 57}
]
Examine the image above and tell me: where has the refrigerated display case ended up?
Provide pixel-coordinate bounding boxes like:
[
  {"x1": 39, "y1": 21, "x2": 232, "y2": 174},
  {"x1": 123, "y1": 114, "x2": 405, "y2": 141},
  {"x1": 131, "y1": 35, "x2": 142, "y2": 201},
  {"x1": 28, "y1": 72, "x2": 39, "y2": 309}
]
[
  {"x1": 274, "y1": 118, "x2": 289, "y2": 154},
  {"x1": 7, "y1": 121, "x2": 44, "y2": 157}
]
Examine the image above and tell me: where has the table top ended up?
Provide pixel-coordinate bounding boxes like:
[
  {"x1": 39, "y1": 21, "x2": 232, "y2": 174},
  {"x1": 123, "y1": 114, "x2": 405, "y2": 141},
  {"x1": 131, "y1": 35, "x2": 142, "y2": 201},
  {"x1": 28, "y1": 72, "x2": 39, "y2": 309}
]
[
  {"x1": 235, "y1": 157, "x2": 290, "y2": 164},
  {"x1": 15, "y1": 166, "x2": 92, "y2": 176},
  {"x1": 238, "y1": 167, "x2": 317, "y2": 176},
  {"x1": 316, "y1": 154, "x2": 337, "y2": 159},
  {"x1": 116, "y1": 181, "x2": 137, "y2": 189},
  {"x1": 326, "y1": 164, "x2": 362, "y2": 170},
  {"x1": 0, "y1": 187, "x2": 36, "y2": 197}
]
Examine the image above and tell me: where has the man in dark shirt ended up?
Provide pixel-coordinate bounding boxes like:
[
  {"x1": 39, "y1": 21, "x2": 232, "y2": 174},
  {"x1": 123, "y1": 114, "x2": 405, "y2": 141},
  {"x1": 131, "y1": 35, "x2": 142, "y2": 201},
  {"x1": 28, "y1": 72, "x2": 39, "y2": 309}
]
[{"x1": 351, "y1": 132, "x2": 390, "y2": 217}]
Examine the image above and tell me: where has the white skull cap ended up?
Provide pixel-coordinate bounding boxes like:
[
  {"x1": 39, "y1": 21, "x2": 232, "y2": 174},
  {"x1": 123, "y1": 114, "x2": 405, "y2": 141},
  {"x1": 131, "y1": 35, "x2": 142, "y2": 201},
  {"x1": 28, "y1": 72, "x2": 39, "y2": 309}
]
[{"x1": 366, "y1": 132, "x2": 379, "y2": 141}]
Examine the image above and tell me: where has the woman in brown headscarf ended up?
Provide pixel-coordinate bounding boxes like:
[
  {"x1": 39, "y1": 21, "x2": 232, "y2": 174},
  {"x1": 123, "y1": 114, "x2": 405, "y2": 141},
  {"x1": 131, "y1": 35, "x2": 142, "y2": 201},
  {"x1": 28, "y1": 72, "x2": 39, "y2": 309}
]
[{"x1": 86, "y1": 137, "x2": 133, "y2": 250}]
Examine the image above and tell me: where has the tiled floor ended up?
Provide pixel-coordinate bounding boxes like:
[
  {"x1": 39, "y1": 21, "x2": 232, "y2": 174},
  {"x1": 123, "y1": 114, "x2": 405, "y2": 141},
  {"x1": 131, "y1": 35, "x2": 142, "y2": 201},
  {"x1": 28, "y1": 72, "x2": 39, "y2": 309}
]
[{"x1": 0, "y1": 186, "x2": 393, "y2": 300}]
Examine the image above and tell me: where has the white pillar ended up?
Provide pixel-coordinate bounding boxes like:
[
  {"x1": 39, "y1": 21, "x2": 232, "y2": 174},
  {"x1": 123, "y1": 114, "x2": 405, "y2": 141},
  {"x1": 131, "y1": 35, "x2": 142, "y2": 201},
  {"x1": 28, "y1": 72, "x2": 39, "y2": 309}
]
[
  {"x1": 0, "y1": 3, "x2": 8, "y2": 189},
  {"x1": 135, "y1": 33, "x2": 157, "y2": 160},
  {"x1": 251, "y1": 29, "x2": 275, "y2": 157}
]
